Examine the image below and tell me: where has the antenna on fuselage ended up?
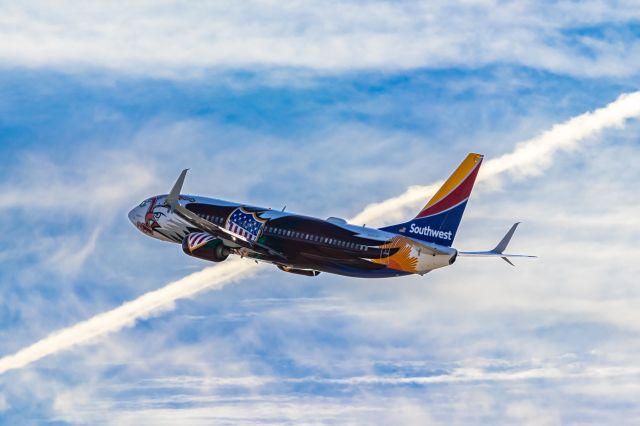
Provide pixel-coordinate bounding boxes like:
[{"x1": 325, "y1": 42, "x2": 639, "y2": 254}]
[
  {"x1": 282, "y1": 205, "x2": 286, "y2": 212},
  {"x1": 165, "y1": 169, "x2": 189, "y2": 211}
]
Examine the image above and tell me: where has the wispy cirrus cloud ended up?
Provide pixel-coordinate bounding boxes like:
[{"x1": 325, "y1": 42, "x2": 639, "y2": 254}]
[
  {"x1": 1, "y1": 1, "x2": 640, "y2": 78},
  {"x1": 0, "y1": 259, "x2": 259, "y2": 375}
]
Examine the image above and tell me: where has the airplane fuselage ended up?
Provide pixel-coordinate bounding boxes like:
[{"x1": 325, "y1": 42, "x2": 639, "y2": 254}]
[
  {"x1": 128, "y1": 194, "x2": 457, "y2": 278},
  {"x1": 128, "y1": 154, "x2": 533, "y2": 278}
]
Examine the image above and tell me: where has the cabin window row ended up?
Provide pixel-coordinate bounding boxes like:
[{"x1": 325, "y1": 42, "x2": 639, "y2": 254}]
[
  {"x1": 265, "y1": 226, "x2": 366, "y2": 251},
  {"x1": 199, "y1": 213, "x2": 225, "y2": 225},
  {"x1": 196, "y1": 213, "x2": 367, "y2": 251}
]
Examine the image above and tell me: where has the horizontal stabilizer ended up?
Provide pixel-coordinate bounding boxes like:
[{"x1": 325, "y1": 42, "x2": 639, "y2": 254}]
[
  {"x1": 493, "y1": 222, "x2": 520, "y2": 253},
  {"x1": 458, "y1": 222, "x2": 536, "y2": 266}
]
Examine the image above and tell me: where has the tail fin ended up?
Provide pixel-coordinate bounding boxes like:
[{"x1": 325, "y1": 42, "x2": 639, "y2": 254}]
[{"x1": 380, "y1": 153, "x2": 483, "y2": 247}]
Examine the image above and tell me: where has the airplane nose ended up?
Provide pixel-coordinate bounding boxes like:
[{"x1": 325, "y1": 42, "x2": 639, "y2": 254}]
[{"x1": 128, "y1": 206, "x2": 140, "y2": 226}]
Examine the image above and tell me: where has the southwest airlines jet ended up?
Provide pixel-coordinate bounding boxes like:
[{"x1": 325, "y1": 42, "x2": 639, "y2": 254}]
[{"x1": 128, "y1": 154, "x2": 534, "y2": 278}]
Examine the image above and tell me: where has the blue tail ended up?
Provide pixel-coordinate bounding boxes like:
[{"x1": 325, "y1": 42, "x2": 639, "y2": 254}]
[{"x1": 380, "y1": 153, "x2": 483, "y2": 246}]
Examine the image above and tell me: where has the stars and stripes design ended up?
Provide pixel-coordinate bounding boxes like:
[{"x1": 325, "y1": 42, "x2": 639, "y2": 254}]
[
  {"x1": 225, "y1": 207, "x2": 266, "y2": 242},
  {"x1": 186, "y1": 232, "x2": 215, "y2": 252}
]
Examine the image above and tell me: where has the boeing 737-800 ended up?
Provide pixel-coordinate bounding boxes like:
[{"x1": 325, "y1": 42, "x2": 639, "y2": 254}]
[{"x1": 128, "y1": 153, "x2": 534, "y2": 278}]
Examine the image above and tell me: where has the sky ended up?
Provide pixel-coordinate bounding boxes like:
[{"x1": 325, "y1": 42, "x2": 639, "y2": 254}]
[{"x1": 0, "y1": 1, "x2": 640, "y2": 424}]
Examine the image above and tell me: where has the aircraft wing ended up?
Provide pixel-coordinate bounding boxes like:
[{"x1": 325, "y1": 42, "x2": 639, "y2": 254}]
[{"x1": 166, "y1": 170, "x2": 287, "y2": 260}]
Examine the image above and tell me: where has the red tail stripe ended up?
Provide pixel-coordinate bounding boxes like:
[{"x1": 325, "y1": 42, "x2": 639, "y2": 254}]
[{"x1": 416, "y1": 163, "x2": 481, "y2": 218}]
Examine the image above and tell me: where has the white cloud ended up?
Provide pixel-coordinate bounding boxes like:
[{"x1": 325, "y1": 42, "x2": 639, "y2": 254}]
[
  {"x1": 0, "y1": 393, "x2": 8, "y2": 413},
  {"x1": 0, "y1": 259, "x2": 260, "y2": 375},
  {"x1": 0, "y1": 151, "x2": 155, "y2": 214},
  {"x1": 1, "y1": 1, "x2": 640, "y2": 78},
  {"x1": 351, "y1": 91, "x2": 640, "y2": 226}
]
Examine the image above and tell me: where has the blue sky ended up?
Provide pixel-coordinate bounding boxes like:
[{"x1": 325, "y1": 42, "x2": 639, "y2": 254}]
[{"x1": 1, "y1": 1, "x2": 640, "y2": 424}]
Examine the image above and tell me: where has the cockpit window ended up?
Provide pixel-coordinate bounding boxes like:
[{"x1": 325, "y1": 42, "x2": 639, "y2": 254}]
[{"x1": 139, "y1": 199, "x2": 150, "y2": 208}]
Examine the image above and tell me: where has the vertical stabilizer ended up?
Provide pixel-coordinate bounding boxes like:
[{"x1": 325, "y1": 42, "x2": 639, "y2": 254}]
[{"x1": 380, "y1": 153, "x2": 483, "y2": 246}]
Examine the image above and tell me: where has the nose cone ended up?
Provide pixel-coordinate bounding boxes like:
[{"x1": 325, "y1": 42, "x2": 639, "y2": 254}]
[{"x1": 128, "y1": 205, "x2": 142, "y2": 227}]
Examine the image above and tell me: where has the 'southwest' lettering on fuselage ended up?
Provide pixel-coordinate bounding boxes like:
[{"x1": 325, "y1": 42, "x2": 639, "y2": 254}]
[{"x1": 409, "y1": 223, "x2": 452, "y2": 241}]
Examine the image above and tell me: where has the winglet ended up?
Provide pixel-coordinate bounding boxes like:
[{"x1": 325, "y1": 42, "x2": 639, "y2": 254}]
[{"x1": 165, "y1": 169, "x2": 189, "y2": 210}]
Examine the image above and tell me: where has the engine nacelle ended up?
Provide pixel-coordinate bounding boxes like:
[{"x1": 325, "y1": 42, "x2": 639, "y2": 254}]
[{"x1": 182, "y1": 232, "x2": 230, "y2": 262}]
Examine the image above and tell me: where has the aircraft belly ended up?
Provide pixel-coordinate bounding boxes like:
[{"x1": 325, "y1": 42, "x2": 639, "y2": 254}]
[{"x1": 314, "y1": 263, "x2": 412, "y2": 278}]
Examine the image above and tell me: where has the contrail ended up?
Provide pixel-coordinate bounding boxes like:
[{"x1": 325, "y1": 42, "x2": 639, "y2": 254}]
[
  {"x1": 1, "y1": 91, "x2": 639, "y2": 375},
  {"x1": 351, "y1": 91, "x2": 640, "y2": 226},
  {"x1": 0, "y1": 259, "x2": 259, "y2": 374},
  {"x1": 137, "y1": 364, "x2": 640, "y2": 388}
]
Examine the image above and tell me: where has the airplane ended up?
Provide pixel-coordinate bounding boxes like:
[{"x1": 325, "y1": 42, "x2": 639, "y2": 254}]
[{"x1": 128, "y1": 153, "x2": 535, "y2": 278}]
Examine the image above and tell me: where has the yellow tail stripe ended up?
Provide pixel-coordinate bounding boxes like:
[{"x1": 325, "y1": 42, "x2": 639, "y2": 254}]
[{"x1": 422, "y1": 153, "x2": 483, "y2": 210}]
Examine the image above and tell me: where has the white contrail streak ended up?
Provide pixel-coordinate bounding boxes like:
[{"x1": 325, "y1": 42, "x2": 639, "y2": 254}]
[
  {"x1": 1, "y1": 91, "x2": 639, "y2": 375},
  {"x1": 133, "y1": 364, "x2": 640, "y2": 389},
  {"x1": 351, "y1": 91, "x2": 640, "y2": 226},
  {"x1": 0, "y1": 259, "x2": 259, "y2": 375}
]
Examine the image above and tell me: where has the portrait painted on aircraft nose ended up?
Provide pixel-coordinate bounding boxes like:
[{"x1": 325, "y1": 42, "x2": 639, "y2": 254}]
[
  {"x1": 133, "y1": 195, "x2": 197, "y2": 242},
  {"x1": 137, "y1": 197, "x2": 166, "y2": 236}
]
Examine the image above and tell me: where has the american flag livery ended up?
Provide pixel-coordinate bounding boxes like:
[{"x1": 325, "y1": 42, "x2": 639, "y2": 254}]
[
  {"x1": 226, "y1": 208, "x2": 266, "y2": 241},
  {"x1": 186, "y1": 232, "x2": 215, "y2": 252}
]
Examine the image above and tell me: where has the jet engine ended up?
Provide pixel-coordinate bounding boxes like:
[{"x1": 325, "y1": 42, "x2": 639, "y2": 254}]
[{"x1": 182, "y1": 232, "x2": 230, "y2": 262}]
